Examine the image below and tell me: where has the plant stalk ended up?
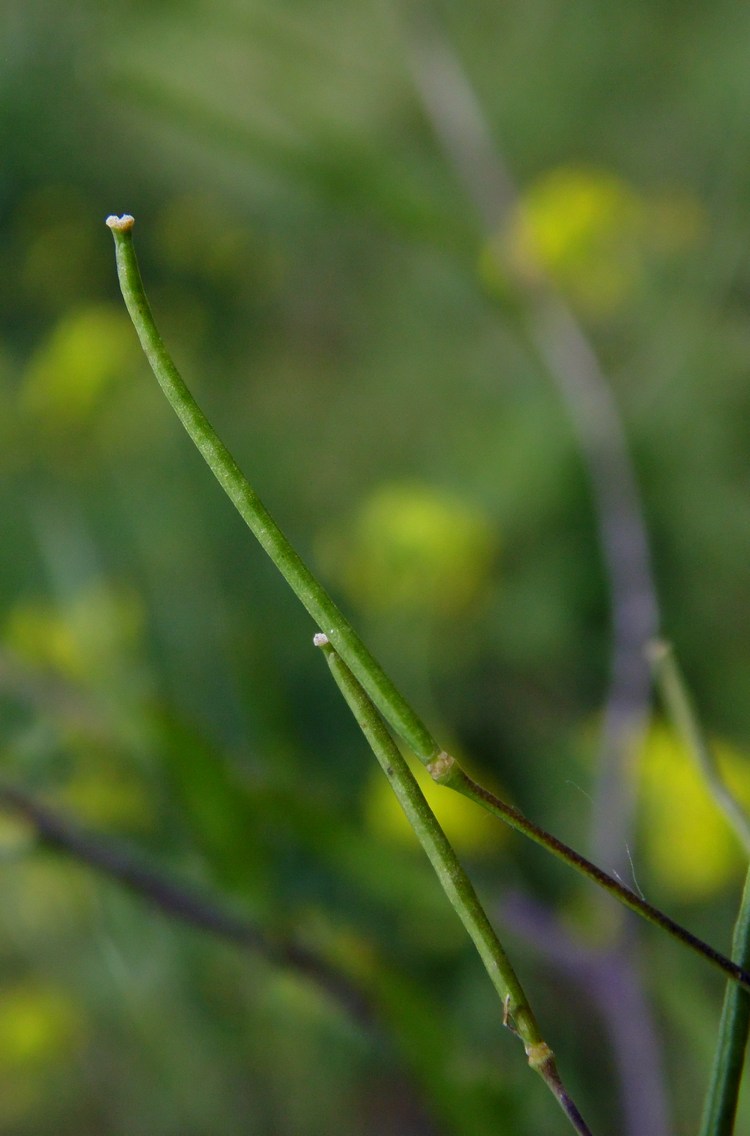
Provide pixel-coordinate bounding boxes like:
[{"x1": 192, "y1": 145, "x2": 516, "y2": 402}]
[
  {"x1": 648, "y1": 639, "x2": 750, "y2": 855},
  {"x1": 105, "y1": 214, "x2": 439, "y2": 765},
  {"x1": 646, "y1": 639, "x2": 750, "y2": 1134},
  {"x1": 314, "y1": 633, "x2": 593, "y2": 1136},
  {"x1": 699, "y1": 865, "x2": 750, "y2": 1136}
]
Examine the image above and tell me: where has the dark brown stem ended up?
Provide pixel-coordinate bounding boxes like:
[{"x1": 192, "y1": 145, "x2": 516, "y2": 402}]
[{"x1": 449, "y1": 769, "x2": 750, "y2": 991}]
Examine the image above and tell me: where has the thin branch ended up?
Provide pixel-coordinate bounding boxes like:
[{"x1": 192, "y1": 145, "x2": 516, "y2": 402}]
[
  {"x1": 0, "y1": 782, "x2": 373, "y2": 1025},
  {"x1": 403, "y1": 2, "x2": 659, "y2": 880},
  {"x1": 402, "y1": 21, "x2": 666, "y2": 1134},
  {"x1": 503, "y1": 891, "x2": 672, "y2": 1136},
  {"x1": 437, "y1": 758, "x2": 750, "y2": 991},
  {"x1": 405, "y1": 7, "x2": 516, "y2": 229},
  {"x1": 648, "y1": 639, "x2": 750, "y2": 855}
]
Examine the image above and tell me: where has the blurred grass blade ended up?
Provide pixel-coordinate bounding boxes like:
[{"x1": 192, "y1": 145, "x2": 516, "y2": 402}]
[
  {"x1": 699, "y1": 865, "x2": 750, "y2": 1136},
  {"x1": 648, "y1": 639, "x2": 750, "y2": 855},
  {"x1": 648, "y1": 639, "x2": 750, "y2": 1134}
]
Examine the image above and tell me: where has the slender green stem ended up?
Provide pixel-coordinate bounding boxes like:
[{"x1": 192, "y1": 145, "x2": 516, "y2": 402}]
[
  {"x1": 313, "y1": 633, "x2": 593, "y2": 1136},
  {"x1": 648, "y1": 639, "x2": 750, "y2": 855},
  {"x1": 699, "y1": 865, "x2": 750, "y2": 1136},
  {"x1": 106, "y1": 214, "x2": 750, "y2": 994},
  {"x1": 431, "y1": 757, "x2": 750, "y2": 992},
  {"x1": 647, "y1": 639, "x2": 750, "y2": 1134},
  {"x1": 105, "y1": 215, "x2": 439, "y2": 764}
]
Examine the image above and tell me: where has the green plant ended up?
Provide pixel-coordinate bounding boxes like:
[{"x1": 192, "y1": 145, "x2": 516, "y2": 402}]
[{"x1": 105, "y1": 213, "x2": 750, "y2": 1134}]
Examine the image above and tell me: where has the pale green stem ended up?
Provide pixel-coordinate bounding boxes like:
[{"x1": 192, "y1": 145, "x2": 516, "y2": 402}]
[
  {"x1": 313, "y1": 633, "x2": 593, "y2": 1136},
  {"x1": 106, "y1": 214, "x2": 750, "y2": 994},
  {"x1": 698, "y1": 865, "x2": 750, "y2": 1136},
  {"x1": 105, "y1": 215, "x2": 439, "y2": 764},
  {"x1": 646, "y1": 639, "x2": 750, "y2": 1135},
  {"x1": 648, "y1": 639, "x2": 750, "y2": 855}
]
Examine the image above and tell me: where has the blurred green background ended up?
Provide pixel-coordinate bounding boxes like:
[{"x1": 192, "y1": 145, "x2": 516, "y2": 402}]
[{"x1": 3, "y1": 2, "x2": 750, "y2": 1133}]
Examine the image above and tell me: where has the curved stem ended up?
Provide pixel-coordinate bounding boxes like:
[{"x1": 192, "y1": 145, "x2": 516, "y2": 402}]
[{"x1": 105, "y1": 215, "x2": 439, "y2": 766}]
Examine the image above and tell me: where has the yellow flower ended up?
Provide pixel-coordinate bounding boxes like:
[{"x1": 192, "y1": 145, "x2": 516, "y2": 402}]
[
  {"x1": 363, "y1": 750, "x2": 506, "y2": 858},
  {"x1": 504, "y1": 166, "x2": 644, "y2": 315},
  {"x1": 482, "y1": 164, "x2": 704, "y2": 319},
  {"x1": 318, "y1": 481, "x2": 497, "y2": 618},
  {"x1": 0, "y1": 983, "x2": 82, "y2": 1070},
  {"x1": 637, "y1": 723, "x2": 750, "y2": 902}
]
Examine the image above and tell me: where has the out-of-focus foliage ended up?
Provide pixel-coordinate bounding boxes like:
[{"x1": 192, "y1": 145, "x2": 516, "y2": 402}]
[
  {"x1": 22, "y1": 306, "x2": 137, "y2": 432},
  {"x1": 317, "y1": 480, "x2": 497, "y2": 616},
  {"x1": 489, "y1": 165, "x2": 705, "y2": 317},
  {"x1": 3, "y1": 1, "x2": 750, "y2": 1133}
]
